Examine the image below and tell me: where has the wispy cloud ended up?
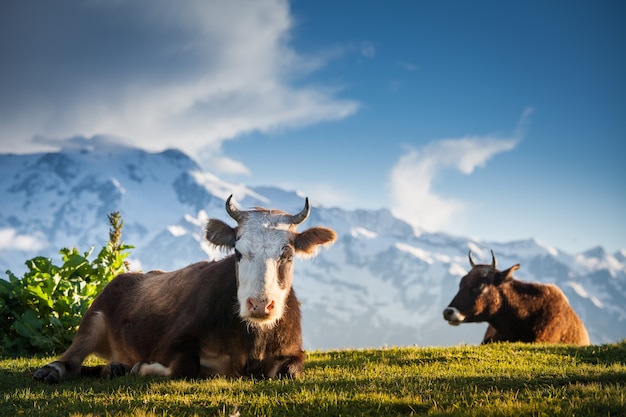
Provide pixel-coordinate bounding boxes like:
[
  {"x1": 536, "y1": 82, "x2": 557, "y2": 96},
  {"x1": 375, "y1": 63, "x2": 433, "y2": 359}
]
[
  {"x1": 0, "y1": 0, "x2": 358, "y2": 173},
  {"x1": 203, "y1": 155, "x2": 251, "y2": 176},
  {"x1": 0, "y1": 229, "x2": 47, "y2": 251},
  {"x1": 389, "y1": 109, "x2": 532, "y2": 232}
]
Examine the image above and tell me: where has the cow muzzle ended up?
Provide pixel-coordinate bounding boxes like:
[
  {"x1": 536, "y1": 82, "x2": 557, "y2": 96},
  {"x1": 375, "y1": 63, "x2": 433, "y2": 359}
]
[
  {"x1": 443, "y1": 307, "x2": 465, "y2": 326},
  {"x1": 246, "y1": 297, "x2": 275, "y2": 320}
]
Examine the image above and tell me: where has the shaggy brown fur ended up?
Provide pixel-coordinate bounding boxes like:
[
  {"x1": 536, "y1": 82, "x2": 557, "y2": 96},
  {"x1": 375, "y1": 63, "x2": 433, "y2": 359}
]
[{"x1": 443, "y1": 252, "x2": 590, "y2": 345}]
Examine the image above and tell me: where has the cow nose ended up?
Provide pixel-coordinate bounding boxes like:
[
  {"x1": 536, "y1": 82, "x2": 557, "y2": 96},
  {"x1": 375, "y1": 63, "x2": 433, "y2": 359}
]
[
  {"x1": 443, "y1": 307, "x2": 455, "y2": 320},
  {"x1": 246, "y1": 297, "x2": 275, "y2": 316}
]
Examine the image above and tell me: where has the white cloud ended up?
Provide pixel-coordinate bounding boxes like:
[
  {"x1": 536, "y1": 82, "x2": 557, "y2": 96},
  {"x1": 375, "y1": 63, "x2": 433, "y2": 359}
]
[
  {"x1": 203, "y1": 155, "x2": 251, "y2": 176},
  {"x1": 0, "y1": 229, "x2": 47, "y2": 251},
  {"x1": 0, "y1": 0, "x2": 358, "y2": 172},
  {"x1": 390, "y1": 109, "x2": 532, "y2": 232}
]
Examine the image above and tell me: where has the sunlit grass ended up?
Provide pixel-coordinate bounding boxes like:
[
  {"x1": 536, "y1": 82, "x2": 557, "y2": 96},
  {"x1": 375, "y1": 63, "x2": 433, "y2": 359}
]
[{"x1": 1, "y1": 342, "x2": 624, "y2": 416}]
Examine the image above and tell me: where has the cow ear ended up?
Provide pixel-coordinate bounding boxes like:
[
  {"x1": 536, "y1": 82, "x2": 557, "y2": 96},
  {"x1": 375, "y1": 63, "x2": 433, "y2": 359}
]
[
  {"x1": 294, "y1": 227, "x2": 337, "y2": 257},
  {"x1": 205, "y1": 219, "x2": 237, "y2": 249},
  {"x1": 494, "y1": 264, "x2": 520, "y2": 286}
]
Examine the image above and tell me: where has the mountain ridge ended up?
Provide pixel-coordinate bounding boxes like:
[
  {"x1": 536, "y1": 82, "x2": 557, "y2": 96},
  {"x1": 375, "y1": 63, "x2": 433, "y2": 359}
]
[{"x1": 1, "y1": 137, "x2": 624, "y2": 349}]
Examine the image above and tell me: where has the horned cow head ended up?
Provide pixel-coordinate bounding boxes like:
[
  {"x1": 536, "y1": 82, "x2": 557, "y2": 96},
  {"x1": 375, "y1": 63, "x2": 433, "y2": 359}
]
[
  {"x1": 205, "y1": 195, "x2": 337, "y2": 328},
  {"x1": 443, "y1": 250, "x2": 520, "y2": 325}
]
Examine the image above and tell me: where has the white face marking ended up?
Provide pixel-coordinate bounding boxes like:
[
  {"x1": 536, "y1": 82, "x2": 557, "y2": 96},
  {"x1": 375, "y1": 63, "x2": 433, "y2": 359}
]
[{"x1": 235, "y1": 212, "x2": 294, "y2": 327}]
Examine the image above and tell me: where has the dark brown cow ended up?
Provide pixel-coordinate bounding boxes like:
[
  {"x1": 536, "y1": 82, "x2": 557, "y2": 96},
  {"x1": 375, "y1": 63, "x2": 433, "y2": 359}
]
[
  {"x1": 34, "y1": 195, "x2": 337, "y2": 383},
  {"x1": 443, "y1": 250, "x2": 590, "y2": 345}
]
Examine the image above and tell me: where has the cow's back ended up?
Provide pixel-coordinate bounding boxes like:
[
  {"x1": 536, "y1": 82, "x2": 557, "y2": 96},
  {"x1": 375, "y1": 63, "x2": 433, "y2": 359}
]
[
  {"x1": 497, "y1": 281, "x2": 590, "y2": 345},
  {"x1": 533, "y1": 284, "x2": 590, "y2": 345}
]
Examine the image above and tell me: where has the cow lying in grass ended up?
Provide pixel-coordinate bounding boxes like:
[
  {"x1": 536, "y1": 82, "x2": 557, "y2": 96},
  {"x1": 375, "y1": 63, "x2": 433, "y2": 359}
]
[
  {"x1": 34, "y1": 195, "x2": 337, "y2": 383},
  {"x1": 443, "y1": 250, "x2": 590, "y2": 345}
]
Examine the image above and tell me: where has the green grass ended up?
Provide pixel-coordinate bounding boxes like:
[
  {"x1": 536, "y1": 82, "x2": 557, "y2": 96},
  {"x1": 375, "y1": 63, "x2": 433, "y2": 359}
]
[{"x1": 1, "y1": 342, "x2": 625, "y2": 416}]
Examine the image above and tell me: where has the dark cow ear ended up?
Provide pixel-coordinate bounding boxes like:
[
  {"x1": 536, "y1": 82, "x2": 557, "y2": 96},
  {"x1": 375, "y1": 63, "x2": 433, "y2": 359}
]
[
  {"x1": 294, "y1": 227, "x2": 337, "y2": 256},
  {"x1": 494, "y1": 264, "x2": 520, "y2": 286},
  {"x1": 205, "y1": 219, "x2": 237, "y2": 249}
]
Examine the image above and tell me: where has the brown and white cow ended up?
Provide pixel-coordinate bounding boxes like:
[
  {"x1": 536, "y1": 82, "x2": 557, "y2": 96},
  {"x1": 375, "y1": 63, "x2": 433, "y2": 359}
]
[
  {"x1": 34, "y1": 195, "x2": 336, "y2": 383},
  {"x1": 443, "y1": 250, "x2": 590, "y2": 345}
]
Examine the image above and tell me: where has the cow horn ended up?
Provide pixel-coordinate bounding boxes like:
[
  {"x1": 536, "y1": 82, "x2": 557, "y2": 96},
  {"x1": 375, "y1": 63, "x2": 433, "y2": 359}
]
[
  {"x1": 289, "y1": 197, "x2": 310, "y2": 225},
  {"x1": 225, "y1": 194, "x2": 243, "y2": 222},
  {"x1": 491, "y1": 250, "x2": 497, "y2": 269},
  {"x1": 468, "y1": 250, "x2": 477, "y2": 267}
]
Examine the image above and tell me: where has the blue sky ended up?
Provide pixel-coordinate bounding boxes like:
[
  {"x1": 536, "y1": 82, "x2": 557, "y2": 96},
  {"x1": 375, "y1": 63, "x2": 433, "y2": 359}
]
[{"x1": 0, "y1": 0, "x2": 624, "y2": 254}]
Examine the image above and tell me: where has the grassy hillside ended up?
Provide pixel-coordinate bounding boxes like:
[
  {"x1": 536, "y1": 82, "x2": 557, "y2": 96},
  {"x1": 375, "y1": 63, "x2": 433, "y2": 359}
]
[{"x1": 1, "y1": 342, "x2": 624, "y2": 416}]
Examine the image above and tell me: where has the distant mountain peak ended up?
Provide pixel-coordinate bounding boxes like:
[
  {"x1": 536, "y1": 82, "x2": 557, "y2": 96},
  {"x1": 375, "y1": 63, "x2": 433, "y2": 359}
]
[{"x1": 582, "y1": 246, "x2": 608, "y2": 258}]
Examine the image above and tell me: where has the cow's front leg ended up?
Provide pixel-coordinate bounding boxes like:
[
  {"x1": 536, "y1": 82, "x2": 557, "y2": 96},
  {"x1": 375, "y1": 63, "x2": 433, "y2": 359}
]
[
  {"x1": 130, "y1": 353, "x2": 201, "y2": 379},
  {"x1": 130, "y1": 361, "x2": 172, "y2": 377},
  {"x1": 33, "y1": 361, "x2": 76, "y2": 384},
  {"x1": 35, "y1": 361, "x2": 132, "y2": 383},
  {"x1": 72, "y1": 362, "x2": 131, "y2": 379},
  {"x1": 264, "y1": 351, "x2": 305, "y2": 379},
  {"x1": 102, "y1": 362, "x2": 131, "y2": 379}
]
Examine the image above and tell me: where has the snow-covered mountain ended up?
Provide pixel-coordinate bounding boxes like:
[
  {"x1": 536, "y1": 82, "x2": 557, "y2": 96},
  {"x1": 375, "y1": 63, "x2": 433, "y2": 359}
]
[{"x1": 1, "y1": 136, "x2": 625, "y2": 349}]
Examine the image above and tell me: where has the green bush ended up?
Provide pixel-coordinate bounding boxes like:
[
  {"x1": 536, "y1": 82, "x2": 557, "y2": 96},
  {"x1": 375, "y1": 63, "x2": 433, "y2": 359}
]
[{"x1": 0, "y1": 212, "x2": 133, "y2": 357}]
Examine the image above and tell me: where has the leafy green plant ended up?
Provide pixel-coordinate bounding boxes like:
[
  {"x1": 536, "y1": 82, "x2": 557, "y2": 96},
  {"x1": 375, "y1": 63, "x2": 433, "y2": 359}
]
[{"x1": 0, "y1": 212, "x2": 133, "y2": 357}]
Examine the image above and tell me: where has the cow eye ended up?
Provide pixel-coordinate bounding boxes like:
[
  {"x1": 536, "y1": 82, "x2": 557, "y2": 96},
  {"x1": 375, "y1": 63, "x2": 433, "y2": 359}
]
[
  {"x1": 472, "y1": 283, "x2": 486, "y2": 295},
  {"x1": 281, "y1": 247, "x2": 294, "y2": 262},
  {"x1": 234, "y1": 249, "x2": 242, "y2": 262}
]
